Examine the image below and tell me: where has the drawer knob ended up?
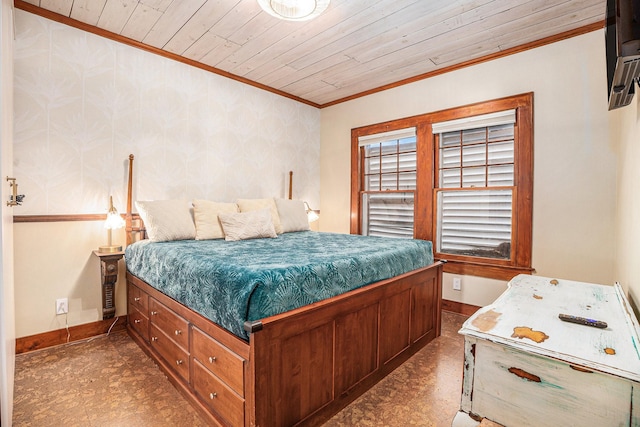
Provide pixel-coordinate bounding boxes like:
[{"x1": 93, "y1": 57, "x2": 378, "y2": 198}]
[
  {"x1": 176, "y1": 359, "x2": 183, "y2": 366},
  {"x1": 151, "y1": 337, "x2": 158, "y2": 342},
  {"x1": 209, "y1": 392, "x2": 217, "y2": 399},
  {"x1": 134, "y1": 297, "x2": 140, "y2": 302},
  {"x1": 134, "y1": 319, "x2": 141, "y2": 324},
  {"x1": 174, "y1": 329, "x2": 182, "y2": 336},
  {"x1": 150, "y1": 311, "x2": 158, "y2": 316},
  {"x1": 208, "y1": 356, "x2": 217, "y2": 363}
]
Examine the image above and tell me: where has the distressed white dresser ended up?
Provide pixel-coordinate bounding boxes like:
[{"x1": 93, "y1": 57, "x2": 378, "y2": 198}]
[{"x1": 452, "y1": 274, "x2": 640, "y2": 427}]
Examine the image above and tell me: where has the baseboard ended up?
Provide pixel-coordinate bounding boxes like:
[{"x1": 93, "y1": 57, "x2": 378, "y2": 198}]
[
  {"x1": 16, "y1": 317, "x2": 127, "y2": 354},
  {"x1": 16, "y1": 301, "x2": 477, "y2": 354},
  {"x1": 442, "y1": 299, "x2": 481, "y2": 317}
]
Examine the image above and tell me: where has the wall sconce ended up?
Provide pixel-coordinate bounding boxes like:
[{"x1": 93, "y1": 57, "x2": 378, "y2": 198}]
[
  {"x1": 6, "y1": 177, "x2": 25, "y2": 207},
  {"x1": 304, "y1": 202, "x2": 319, "y2": 223},
  {"x1": 99, "y1": 196, "x2": 126, "y2": 253},
  {"x1": 288, "y1": 170, "x2": 319, "y2": 223}
]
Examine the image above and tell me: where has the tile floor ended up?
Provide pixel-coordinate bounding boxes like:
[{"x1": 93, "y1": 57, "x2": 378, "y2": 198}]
[{"x1": 13, "y1": 311, "x2": 468, "y2": 427}]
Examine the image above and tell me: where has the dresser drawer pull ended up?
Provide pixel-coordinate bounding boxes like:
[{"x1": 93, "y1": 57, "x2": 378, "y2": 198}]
[
  {"x1": 208, "y1": 356, "x2": 217, "y2": 363},
  {"x1": 150, "y1": 311, "x2": 158, "y2": 316},
  {"x1": 209, "y1": 392, "x2": 217, "y2": 399},
  {"x1": 174, "y1": 329, "x2": 182, "y2": 336},
  {"x1": 134, "y1": 297, "x2": 140, "y2": 302},
  {"x1": 151, "y1": 337, "x2": 158, "y2": 342},
  {"x1": 508, "y1": 367, "x2": 541, "y2": 383},
  {"x1": 176, "y1": 359, "x2": 184, "y2": 366},
  {"x1": 134, "y1": 319, "x2": 141, "y2": 324}
]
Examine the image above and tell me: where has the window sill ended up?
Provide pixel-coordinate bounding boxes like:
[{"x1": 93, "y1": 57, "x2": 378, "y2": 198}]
[{"x1": 438, "y1": 258, "x2": 535, "y2": 281}]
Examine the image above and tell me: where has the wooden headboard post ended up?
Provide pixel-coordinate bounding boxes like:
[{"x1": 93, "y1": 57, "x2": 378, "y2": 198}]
[
  {"x1": 127, "y1": 154, "x2": 134, "y2": 216},
  {"x1": 125, "y1": 154, "x2": 134, "y2": 246},
  {"x1": 125, "y1": 154, "x2": 146, "y2": 245},
  {"x1": 288, "y1": 171, "x2": 293, "y2": 200}
]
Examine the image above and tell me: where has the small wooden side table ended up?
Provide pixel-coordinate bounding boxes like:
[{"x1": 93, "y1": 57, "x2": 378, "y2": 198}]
[{"x1": 93, "y1": 250, "x2": 124, "y2": 320}]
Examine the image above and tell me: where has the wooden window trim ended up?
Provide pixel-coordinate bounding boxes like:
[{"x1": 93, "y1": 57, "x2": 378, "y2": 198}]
[{"x1": 351, "y1": 93, "x2": 534, "y2": 281}]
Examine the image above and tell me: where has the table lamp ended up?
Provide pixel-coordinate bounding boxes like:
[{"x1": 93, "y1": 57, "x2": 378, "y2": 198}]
[{"x1": 99, "y1": 196, "x2": 126, "y2": 253}]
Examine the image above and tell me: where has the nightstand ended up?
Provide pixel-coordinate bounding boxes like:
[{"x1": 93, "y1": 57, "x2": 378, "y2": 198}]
[{"x1": 93, "y1": 250, "x2": 124, "y2": 320}]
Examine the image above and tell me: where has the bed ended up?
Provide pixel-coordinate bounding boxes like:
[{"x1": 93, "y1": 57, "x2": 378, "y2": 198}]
[{"x1": 124, "y1": 155, "x2": 444, "y2": 426}]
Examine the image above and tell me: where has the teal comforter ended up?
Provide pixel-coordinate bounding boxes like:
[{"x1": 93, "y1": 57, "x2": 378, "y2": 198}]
[{"x1": 125, "y1": 231, "x2": 433, "y2": 340}]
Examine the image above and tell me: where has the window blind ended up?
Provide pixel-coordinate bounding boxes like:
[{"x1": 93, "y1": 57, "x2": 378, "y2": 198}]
[
  {"x1": 362, "y1": 192, "x2": 414, "y2": 238},
  {"x1": 358, "y1": 127, "x2": 416, "y2": 146},
  {"x1": 431, "y1": 110, "x2": 515, "y2": 134},
  {"x1": 437, "y1": 189, "x2": 512, "y2": 258}
]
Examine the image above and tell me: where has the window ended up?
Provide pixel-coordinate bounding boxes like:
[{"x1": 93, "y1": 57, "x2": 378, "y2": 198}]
[
  {"x1": 359, "y1": 128, "x2": 417, "y2": 238},
  {"x1": 351, "y1": 93, "x2": 533, "y2": 281},
  {"x1": 434, "y1": 111, "x2": 516, "y2": 260}
]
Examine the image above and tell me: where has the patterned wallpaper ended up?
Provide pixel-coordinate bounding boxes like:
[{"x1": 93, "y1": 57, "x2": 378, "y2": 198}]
[{"x1": 12, "y1": 10, "x2": 320, "y2": 215}]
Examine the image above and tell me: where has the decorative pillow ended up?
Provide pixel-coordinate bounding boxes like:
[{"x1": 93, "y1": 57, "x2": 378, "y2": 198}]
[
  {"x1": 275, "y1": 198, "x2": 310, "y2": 233},
  {"x1": 135, "y1": 200, "x2": 196, "y2": 242},
  {"x1": 218, "y1": 208, "x2": 277, "y2": 241},
  {"x1": 192, "y1": 200, "x2": 239, "y2": 240},
  {"x1": 236, "y1": 198, "x2": 283, "y2": 234}
]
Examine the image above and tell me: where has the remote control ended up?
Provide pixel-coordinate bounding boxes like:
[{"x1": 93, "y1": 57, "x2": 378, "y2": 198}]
[{"x1": 558, "y1": 313, "x2": 607, "y2": 329}]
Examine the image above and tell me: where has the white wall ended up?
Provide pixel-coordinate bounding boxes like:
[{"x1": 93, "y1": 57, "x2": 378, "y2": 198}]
[
  {"x1": 0, "y1": 0, "x2": 15, "y2": 422},
  {"x1": 14, "y1": 222, "x2": 127, "y2": 337},
  {"x1": 320, "y1": 30, "x2": 617, "y2": 307},
  {"x1": 13, "y1": 10, "x2": 320, "y2": 214},
  {"x1": 614, "y1": 90, "x2": 640, "y2": 304},
  {"x1": 12, "y1": 10, "x2": 321, "y2": 337}
]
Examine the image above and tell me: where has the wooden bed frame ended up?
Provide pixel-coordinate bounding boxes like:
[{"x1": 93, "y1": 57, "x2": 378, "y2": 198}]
[{"x1": 124, "y1": 155, "x2": 444, "y2": 426}]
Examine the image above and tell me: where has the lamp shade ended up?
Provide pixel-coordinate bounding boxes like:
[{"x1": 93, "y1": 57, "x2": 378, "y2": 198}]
[
  {"x1": 257, "y1": 0, "x2": 330, "y2": 21},
  {"x1": 105, "y1": 210, "x2": 125, "y2": 230},
  {"x1": 99, "y1": 196, "x2": 125, "y2": 253}
]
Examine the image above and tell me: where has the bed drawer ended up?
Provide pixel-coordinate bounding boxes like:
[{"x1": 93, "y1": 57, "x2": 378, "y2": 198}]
[
  {"x1": 128, "y1": 305, "x2": 149, "y2": 343},
  {"x1": 150, "y1": 323, "x2": 190, "y2": 382},
  {"x1": 193, "y1": 358, "x2": 244, "y2": 427},
  {"x1": 192, "y1": 326, "x2": 245, "y2": 396},
  {"x1": 129, "y1": 284, "x2": 148, "y2": 313},
  {"x1": 149, "y1": 298, "x2": 189, "y2": 350}
]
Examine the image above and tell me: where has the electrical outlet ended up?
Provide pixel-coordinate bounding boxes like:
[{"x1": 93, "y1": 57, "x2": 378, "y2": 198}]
[
  {"x1": 56, "y1": 298, "x2": 68, "y2": 315},
  {"x1": 453, "y1": 278, "x2": 462, "y2": 291}
]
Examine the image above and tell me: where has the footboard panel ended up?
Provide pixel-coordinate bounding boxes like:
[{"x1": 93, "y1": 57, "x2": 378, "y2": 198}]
[{"x1": 248, "y1": 261, "x2": 443, "y2": 427}]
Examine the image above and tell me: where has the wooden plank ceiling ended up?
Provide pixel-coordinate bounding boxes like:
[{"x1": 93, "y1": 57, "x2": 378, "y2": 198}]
[{"x1": 16, "y1": 0, "x2": 606, "y2": 107}]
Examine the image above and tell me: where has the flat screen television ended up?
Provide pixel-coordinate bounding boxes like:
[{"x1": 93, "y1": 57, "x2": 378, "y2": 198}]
[{"x1": 606, "y1": 0, "x2": 640, "y2": 110}]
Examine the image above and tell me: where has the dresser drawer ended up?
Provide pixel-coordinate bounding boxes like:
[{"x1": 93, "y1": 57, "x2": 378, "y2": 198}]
[
  {"x1": 150, "y1": 323, "x2": 190, "y2": 382},
  {"x1": 192, "y1": 327, "x2": 245, "y2": 396},
  {"x1": 129, "y1": 284, "x2": 148, "y2": 313},
  {"x1": 128, "y1": 305, "x2": 149, "y2": 343},
  {"x1": 193, "y1": 358, "x2": 244, "y2": 427},
  {"x1": 149, "y1": 298, "x2": 189, "y2": 350},
  {"x1": 471, "y1": 340, "x2": 631, "y2": 427}
]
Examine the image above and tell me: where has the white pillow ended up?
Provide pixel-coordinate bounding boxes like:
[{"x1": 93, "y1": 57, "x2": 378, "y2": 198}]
[
  {"x1": 236, "y1": 198, "x2": 283, "y2": 234},
  {"x1": 218, "y1": 208, "x2": 277, "y2": 241},
  {"x1": 275, "y1": 198, "x2": 310, "y2": 233},
  {"x1": 135, "y1": 200, "x2": 196, "y2": 242},
  {"x1": 192, "y1": 200, "x2": 239, "y2": 240}
]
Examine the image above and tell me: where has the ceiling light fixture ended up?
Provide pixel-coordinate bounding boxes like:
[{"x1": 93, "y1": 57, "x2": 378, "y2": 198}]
[{"x1": 257, "y1": 0, "x2": 330, "y2": 21}]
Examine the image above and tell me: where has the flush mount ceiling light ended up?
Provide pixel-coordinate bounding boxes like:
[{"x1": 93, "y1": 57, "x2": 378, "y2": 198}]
[{"x1": 257, "y1": 0, "x2": 330, "y2": 21}]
